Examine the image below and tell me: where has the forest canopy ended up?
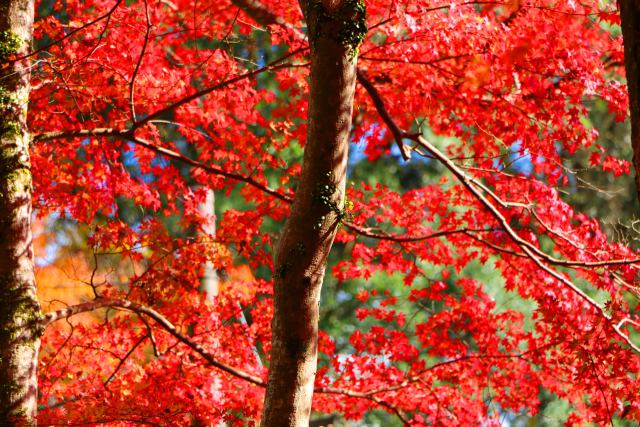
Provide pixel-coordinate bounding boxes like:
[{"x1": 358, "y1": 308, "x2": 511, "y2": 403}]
[{"x1": 1, "y1": 0, "x2": 640, "y2": 426}]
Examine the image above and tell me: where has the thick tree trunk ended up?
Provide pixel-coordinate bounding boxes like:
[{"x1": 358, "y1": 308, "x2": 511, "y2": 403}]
[
  {"x1": 0, "y1": 0, "x2": 40, "y2": 424},
  {"x1": 620, "y1": 0, "x2": 640, "y2": 202},
  {"x1": 260, "y1": 1, "x2": 365, "y2": 426}
]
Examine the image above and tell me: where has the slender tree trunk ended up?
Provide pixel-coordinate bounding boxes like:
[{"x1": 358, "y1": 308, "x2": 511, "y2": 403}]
[
  {"x1": 620, "y1": 0, "x2": 640, "y2": 202},
  {"x1": 260, "y1": 1, "x2": 365, "y2": 426},
  {"x1": 0, "y1": 0, "x2": 40, "y2": 424},
  {"x1": 196, "y1": 188, "x2": 226, "y2": 427},
  {"x1": 198, "y1": 188, "x2": 220, "y2": 301}
]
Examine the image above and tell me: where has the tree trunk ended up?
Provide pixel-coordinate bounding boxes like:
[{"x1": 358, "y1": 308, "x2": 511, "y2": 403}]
[
  {"x1": 260, "y1": 1, "x2": 365, "y2": 426},
  {"x1": 620, "y1": 0, "x2": 640, "y2": 202},
  {"x1": 0, "y1": 0, "x2": 40, "y2": 424},
  {"x1": 198, "y1": 188, "x2": 220, "y2": 301}
]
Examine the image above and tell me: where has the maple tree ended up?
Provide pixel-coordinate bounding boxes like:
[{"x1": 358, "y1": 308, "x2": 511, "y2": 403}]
[{"x1": 2, "y1": 0, "x2": 640, "y2": 425}]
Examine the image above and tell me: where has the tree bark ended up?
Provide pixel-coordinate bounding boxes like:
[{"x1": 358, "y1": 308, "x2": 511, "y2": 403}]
[
  {"x1": 620, "y1": 0, "x2": 640, "y2": 202},
  {"x1": 0, "y1": 0, "x2": 39, "y2": 424},
  {"x1": 198, "y1": 188, "x2": 220, "y2": 301},
  {"x1": 260, "y1": 1, "x2": 365, "y2": 426}
]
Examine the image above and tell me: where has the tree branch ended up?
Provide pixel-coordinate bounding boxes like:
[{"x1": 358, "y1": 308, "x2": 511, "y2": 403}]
[
  {"x1": 345, "y1": 224, "x2": 481, "y2": 243},
  {"x1": 40, "y1": 299, "x2": 266, "y2": 386},
  {"x1": 355, "y1": 73, "x2": 640, "y2": 352},
  {"x1": 131, "y1": 49, "x2": 304, "y2": 130},
  {"x1": 7, "y1": 0, "x2": 124, "y2": 63},
  {"x1": 33, "y1": 129, "x2": 292, "y2": 202},
  {"x1": 41, "y1": 297, "x2": 414, "y2": 421},
  {"x1": 356, "y1": 69, "x2": 412, "y2": 160}
]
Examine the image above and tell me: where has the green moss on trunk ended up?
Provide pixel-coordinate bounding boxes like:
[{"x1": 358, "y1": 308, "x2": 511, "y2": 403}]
[
  {"x1": 0, "y1": 30, "x2": 21, "y2": 59},
  {"x1": 309, "y1": 0, "x2": 367, "y2": 60}
]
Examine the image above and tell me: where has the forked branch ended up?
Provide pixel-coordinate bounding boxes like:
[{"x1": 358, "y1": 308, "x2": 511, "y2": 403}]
[
  {"x1": 357, "y1": 70, "x2": 640, "y2": 353},
  {"x1": 40, "y1": 298, "x2": 265, "y2": 386}
]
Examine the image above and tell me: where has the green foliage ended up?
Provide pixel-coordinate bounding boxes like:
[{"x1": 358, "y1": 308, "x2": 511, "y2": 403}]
[{"x1": 558, "y1": 99, "x2": 640, "y2": 246}]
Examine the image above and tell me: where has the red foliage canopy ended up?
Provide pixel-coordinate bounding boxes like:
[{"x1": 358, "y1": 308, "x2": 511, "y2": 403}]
[{"x1": 24, "y1": 0, "x2": 640, "y2": 425}]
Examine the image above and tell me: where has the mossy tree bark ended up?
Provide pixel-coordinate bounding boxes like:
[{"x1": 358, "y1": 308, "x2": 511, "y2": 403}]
[
  {"x1": 260, "y1": 1, "x2": 365, "y2": 426},
  {"x1": 620, "y1": 0, "x2": 640, "y2": 202},
  {"x1": 0, "y1": 0, "x2": 41, "y2": 424}
]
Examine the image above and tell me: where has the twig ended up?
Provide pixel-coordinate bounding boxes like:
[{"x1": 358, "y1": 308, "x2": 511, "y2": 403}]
[{"x1": 129, "y1": 0, "x2": 152, "y2": 123}]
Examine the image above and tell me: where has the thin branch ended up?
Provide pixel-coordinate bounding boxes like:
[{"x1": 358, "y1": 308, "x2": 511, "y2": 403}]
[
  {"x1": 129, "y1": 135, "x2": 292, "y2": 202},
  {"x1": 138, "y1": 314, "x2": 160, "y2": 357},
  {"x1": 424, "y1": 1, "x2": 503, "y2": 13},
  {"x1": 345, "y1": 340, "x2": 559, "y2": 398},
  {"x1": 42, "y1": 297, "x2": 414, "y2": 421},
  {"x1": 356, "y1": 69, "x2": 412, "y2": 160},
  {"x1": 613, "y1": 319, "x2": 640, "y2": 353},
  {"x1": 357, "y1": 69, "x2": 640, "y2": 263},
  {"x1": 130, "y1": 48, "x2": 304, "y2": 129},
  {"x1": 7, "y1": 0, "x2": 124, "y2": 63},
  {"x1": 345, "y1": 224, "x2": 480, "y2": 243},
  {"x1": 411, "y1": 134, "x2": 604, "y2": 310},
  {"x1": 585, "y1": 349, "x2": 614, "y2": 427},
  {"x1": 40, "y1": 298, "x2": 265, "y2": 386},
  {"x1": 359, "y1": 53, "x2": 473, "y2": 66},
  {"x1": 33, "y1": 129, "x2": 292, "y2": 202},
  {"x1": 103, "y1": 334, "x2": 148, "y2": 387},
  {"x1": 35, "y1": 136, "x2": 640, "y2": 270},
  {"x1": 129, "y1": 0, "x2": 152, "y2": 123},
  {"x1": 464, "y1": 230, "x2": 527, "y2": 258},
  {"x1": 307, "y1": 387, "x2": 411, "y2": 426},
  {"x1": 410, "y1": 135, "x2": 640, "y2": 350},
  {"x1": 357, "y1": 73, "x2": 640, "y2": 352}
]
